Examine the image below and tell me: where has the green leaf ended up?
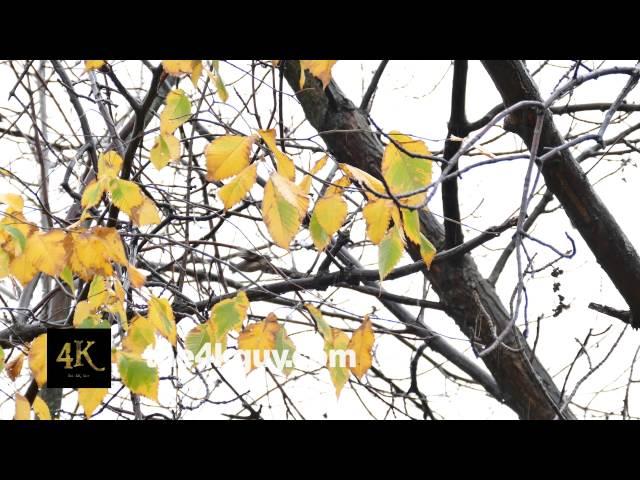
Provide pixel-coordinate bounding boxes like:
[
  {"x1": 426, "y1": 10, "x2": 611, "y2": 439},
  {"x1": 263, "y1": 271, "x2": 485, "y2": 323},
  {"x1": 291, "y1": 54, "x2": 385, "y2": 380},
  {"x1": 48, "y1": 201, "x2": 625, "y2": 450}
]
[
  {"x1": 117, "y1": 351, "x2": 159, "y2": 401},
  {"x1": 185, "y1": 324, "x2": 211, "y2": 362},
  {"x1": 60, "y1": 265, "x2": 75, "y2": 294},
  {"x1": 304, "y1": 304, "x2": 332, "y2": 341},
  {"x1": 378, "y1": 226, "x2": 404, "y2": 280},
  {"x1": 273, "y1": 326, "x2": 296, "y2": 376},
  {"x1": 0, "y1": 346, "x2": 4, "y2": 371}
]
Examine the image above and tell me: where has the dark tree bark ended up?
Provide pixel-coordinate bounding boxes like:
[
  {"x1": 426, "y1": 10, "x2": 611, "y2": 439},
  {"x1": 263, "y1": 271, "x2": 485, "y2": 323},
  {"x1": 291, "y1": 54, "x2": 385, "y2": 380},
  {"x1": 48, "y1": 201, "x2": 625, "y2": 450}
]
[
  {"x1": 285, "y1": 61, "x2": 574, "y2": 419},
  {"x1": 482, "y1": 60, "x2": 640, "y2": 328}
]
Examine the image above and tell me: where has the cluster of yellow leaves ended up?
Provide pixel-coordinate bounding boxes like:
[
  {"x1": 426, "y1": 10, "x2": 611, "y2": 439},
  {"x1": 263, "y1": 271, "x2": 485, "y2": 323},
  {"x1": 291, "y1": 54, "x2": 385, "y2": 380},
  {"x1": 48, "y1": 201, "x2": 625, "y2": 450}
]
[
  {"x1": 75, "y1": 275, "x2": 127, "y2": 329},
  {"x1": 162, "y1": 60, "x2": 228, "y2": 103},
  {"x1": 0, "y1": 194, "x2": 145, "y2": 287},
  {"x1": 305, "y1": 305, "x2": 374, "y2": 397},
  {"x1": 82, "y1": 151, "x2": 161, "y2": 226},
  {"x1": 340, "y1": 131, "x2": 437, "y2": 280}
]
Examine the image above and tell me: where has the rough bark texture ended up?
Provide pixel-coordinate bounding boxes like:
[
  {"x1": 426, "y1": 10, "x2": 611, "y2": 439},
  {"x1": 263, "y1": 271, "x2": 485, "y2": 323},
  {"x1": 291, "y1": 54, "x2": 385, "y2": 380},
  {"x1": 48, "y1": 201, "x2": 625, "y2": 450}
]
[
  {"x1": 482, "y1": 60, "x2": 640, "y2": 328},
  {"x1": 286, "y1": 61, "x2": 574, "y2": 419}
]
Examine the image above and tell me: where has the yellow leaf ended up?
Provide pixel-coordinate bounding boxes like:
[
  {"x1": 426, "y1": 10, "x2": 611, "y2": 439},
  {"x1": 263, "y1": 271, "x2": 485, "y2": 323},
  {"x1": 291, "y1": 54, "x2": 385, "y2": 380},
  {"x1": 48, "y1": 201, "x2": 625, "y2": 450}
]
[
  {"x1": 238, "y1": 313, "x2": 280, "y2": 372},
  {"x1": 130, "y1": 197, "x2": 161, "y2": 226},
  {"x1": 78, "y1": 388, "x2": 108, "y2": 418},
  {"x1": 218, "y1": 163, "x2": 257, "y2": 210},
  {"x1": 0, "y1": 193, "x2": 24, "y2": 213},
  {"x1": 127, "y1": 262, "x2": 146, "y2": 288},
  {"x1": 339, "y1": 163, "x2": 385, "y2": 200},
  {"x1": 347, "y1": 316, "x2": 375, "y2": 380},
  {"x1": 150, "y1": 133, "x2": 181, "y2": 170},
  {"x1": 24, "y1": 229, "x2": 72, "y2": 277},
  {"x1": 324, "y1": 328, "x2": 350, "y2": 398},
  {"x1": 9, "y1": 252, "x2": 38, "y2": 285},
  {"x1": 262, "y1": 173, "x2": 309, "y2": 250},
  {"x1": 73, "y1": 300, "x2": 100, "y2": 328},
  {"x1": 205, "y1": 68, "x2": 229, "y2": 103},
  {"x1": 109, "y1": 178, "x2": 144, "y2": 214},
  {"x1": 84, "y1": 60, "x2": 106, "y2": 72},
  {"x1": 299, "y1": 155, "x2": 329, "y2": 195},
  {"x1": 205, "y1": 135, "x2": 256, "y2": 182},
  {"x1": 94, "y1": 227, "x2": 128, "y2": 265},
  {"x1": 14, "y1": 393, "x2": 30, "y2": 420},
  {"x1": 68, "y1": 227, "x2": 127, "y2": 281},
  {"x1": 29, "y1": 334, "x2": 47, "y2": 387},
  {"x1": 381, "y1": 131, "x2": 432, "y2": 206},
  {"x1": 363, "y1": 199, "x2": 392, "y2": 245},
  {"x1": 378, "y1": 226, "x2": 405, "y2": 281},
  {"x1": 313, "y1": 194, "x2": 347, "y2": 236},
  {"x1": 160, "y1": 89, "x2": 191, "y2": 135},
  {"x1": 123, "y1": 315, "x2": 156, "y2": 354},
  {"x1": 81, "y1": 178, "x2": 107, "y2": 209},
  {"x1": 300, "y1": 60, "x2": 337, "y2": 89},
  {"x1": 33, "y1": 395, "x2": 51, "y2": 420},
  {"x1": 98, "y1": 151, "x2": 123, "y2": 180},
  {"x1": 257, "y1": 129, "x2": 296, "y2": 181},
  {"x1": 419, "y1": 233, "x2": 437, "y2": 269},
  {"x1": 88, "y1": 275, "x2": 108, "y2": 310},
  {"x1": 148, "y1": 296, "x2": 176, "y2": 346},
  {"x1": 6, "y1": 353, "x2": 24, "y2": 381}
]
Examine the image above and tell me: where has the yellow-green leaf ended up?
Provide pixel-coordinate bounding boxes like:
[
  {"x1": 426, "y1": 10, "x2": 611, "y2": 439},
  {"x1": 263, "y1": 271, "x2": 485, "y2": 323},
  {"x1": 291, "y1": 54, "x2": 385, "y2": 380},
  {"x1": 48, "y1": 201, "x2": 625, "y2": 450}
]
[
  {"x1": 347, "y1": 316, "x2": 375, "y2": 380},
  {"x1": 324, "y1": 328, "x2": 350, "y2": 398},
  {"x1": 401, "y1": 208, "x2": 421, "y2": 245},
  {"x1": 160, "y1": 89, "x2": 191, "y2": 135},
  {"x1": 205, "y1": 135, "x2": 255, "y2": 182},
  {"x1": 117, "y1": 351, "x2": 158, "y2": 402},
  {"x1": 88, "y1": 275, "x2": 108, "y2": 310},
  {"x1": 419, "y1": 233, "x2": 437, "y2": 269},
  {"x1": 150, "y1": 134, "x2": 181, "y2": 170},
  {"x1": 185, "y1": 324, "x2": 211, "y2": 361},
  {"x1": 208, "y1": 291, "x2": 250, "y2": 347},
  {"x1": 378, "y1": 226, "x2": 404, "y2": 281},
  {"x1": 313, "y1": 194, "x2": 347, "y2": 237},
  {"x1": 262, "y1": 173, "x2": 309, "y2": 250},
  {"x1": 257, "y1": 129, "x2": 296, "y2": 181},
  {"x1": 205, "y1": 68, "x2": 229, "y2": 103},
  {"x1": 0, "y1": 347, "x2": 4, "y2": 371},
  {"x1": 273, "y1": 325, "x2": 296, "y2": 376},
  {"x1": 81, "y1": 178, "x2": 107, "y2": 209},
  {"x1": 304, "y1": 304, "x2": 332, "y2": 341},
  {"x1": 148, "y1": 296, "x2": 176, "y2": 346},
  {"x1": 29, "y1": 334, "x2": 47, "y2": 387},
  {"x1": 78, "y1": 388, "x2": 108, "y2": 418},
  {"x1": 381, "y1": 132, "x2": 432, "y2": 206},
  {"x1": 218, "y1": 163, "x2": 257, "y2": 210},
  {"x1": 109, "y1": 178, "x2": 144, "y2": 214},
  {"x1": 123, "y1": 315, "x2": 156, "y2": 354}
]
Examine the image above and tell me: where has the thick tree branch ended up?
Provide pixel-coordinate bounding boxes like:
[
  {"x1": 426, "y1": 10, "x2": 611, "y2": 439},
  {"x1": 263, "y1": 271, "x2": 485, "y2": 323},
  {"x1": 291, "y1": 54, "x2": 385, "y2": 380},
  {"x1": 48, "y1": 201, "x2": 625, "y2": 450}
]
[{"x1": 482, "y1": 60, "x2": 640, "y2": 328}]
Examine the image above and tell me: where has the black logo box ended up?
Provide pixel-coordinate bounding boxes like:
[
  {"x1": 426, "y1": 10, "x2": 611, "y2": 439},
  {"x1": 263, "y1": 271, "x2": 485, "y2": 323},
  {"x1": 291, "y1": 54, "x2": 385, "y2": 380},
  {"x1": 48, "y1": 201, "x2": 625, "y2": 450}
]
[{"x1": 46, "y1": 328, "x2": 111, "y2": 388}]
